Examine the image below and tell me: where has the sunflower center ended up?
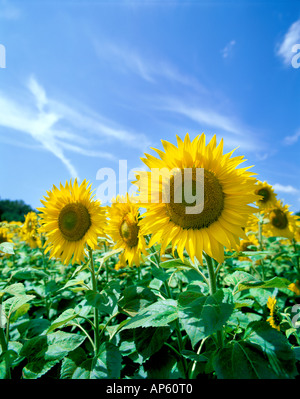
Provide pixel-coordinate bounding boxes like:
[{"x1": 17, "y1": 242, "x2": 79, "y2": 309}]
[
  {"x1": 58, "y1": 203, "x2": 91, "y2": 242},
  {"x1": 119, "y1": 216, "x2": 139, "y2": 248},
  {"x1": 269, "y1": 209, "x2": 288, "y2": 230},
  {"x1": 256, "y1": 188, "x2": 270, "y2": 203},
  {"x1": 165, "y1": 168, "x2": 224, "y2": 229}
]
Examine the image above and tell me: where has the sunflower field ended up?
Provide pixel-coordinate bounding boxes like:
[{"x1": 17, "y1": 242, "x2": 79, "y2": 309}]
[{"x1": 0, "y1": 133, "x2": 300, "y2": 381}]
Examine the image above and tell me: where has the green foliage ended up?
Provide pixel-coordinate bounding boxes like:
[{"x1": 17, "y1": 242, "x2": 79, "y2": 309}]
[
  {"x1": 0, "y1": 199, "x2": 35, "y2": 222},
  {"x1": 0, "y1": 229, "x2": 300, "y2": 380}
]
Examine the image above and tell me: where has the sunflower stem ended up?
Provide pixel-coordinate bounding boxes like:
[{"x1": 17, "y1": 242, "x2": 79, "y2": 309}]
[
  {"x1": 89, "y1": 248, "x2": 100, "y2": 357},
  {"x1": 204, "y1": 253, "x2": 224, "y2": 349},
  {"x1": 258, "y1": 219, "x2": 264, "y2": 251},
  {"x1": 0, "y1": 295, "x2": 11, "y2": 379},
  {"x1": 149, "y1": 244, "x2": 189, "y2": 378},
  {"x1": 292, "y1": 239, "x2": 300, "y2": 273}
]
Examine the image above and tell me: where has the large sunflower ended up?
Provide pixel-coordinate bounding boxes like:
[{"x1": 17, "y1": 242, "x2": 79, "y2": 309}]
[
  {"x1": 254, "y1": 181, "x2": 277, "y2": 211},
  {"x1": 264, "y1": 200, "x2": 297, "y2": 239},
  {"x1": 135, "y1": 133, "x2": 258, "y2": 264},
  {"x1": 38, "y1": 179, "x2": 106, "y2": 265},
  {"x1": 105, "y1": 193, "x2": 147, "y2": 267}
]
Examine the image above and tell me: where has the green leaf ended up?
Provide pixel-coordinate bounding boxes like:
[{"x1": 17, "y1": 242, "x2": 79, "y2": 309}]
[
  {"x1": 72, "y1": 342, "x2": 122, "y2": 379},
  {"x1": 238, "y1": 277, "x2": 291, "y2": 292},
  {"x1": 121, "y1": 299, "x2": 178, "y2": 330},
  {"x1": 2, "y1": 283, "x2": 26, "y2": 296},
  {"x1": 178, "y1": 289, "x2": 234, "y2": 348},
  {"x1": 10, "y1": 267, "x2": 49, "y2": 281},
  {"x1": 85, "y1": 281, "x2": 121, "y2": 316},
  {"x1": 213, "y1": 341, "x2": 278, "y2": 379},
  {"x1": 60, "y1": 347, "x2": 87, "y2": 379},
  {"x1": 118, "y1": 285, "x2": 157, "y2": 316},
  {"x1": 181, "y1": 349, "x2": 207, "y2": 363},
  {"x1": 58, "y1": 279, "x2": 87, "y2": 292},
  {"x1": 47, "y1": 309, "x2": 80, "y2": 333},
  {"x1": 0, "y1": 242, "x2": 14, "y2": 254},
  {"x1": 2, "y1": 294, "x2": 35, "y2": 319},
  {"x1": 246, "y1": 321, "x2": 297, "y2": 378},
  {"x1": 134, "y1": 327, "x2": 172, "y2": 360},
  {"x1": 224, "y1": 271, "x2": 258, "y2": 289},
  {"x1": 20, "y1": 331, "x2": 86, "y2": 379}
]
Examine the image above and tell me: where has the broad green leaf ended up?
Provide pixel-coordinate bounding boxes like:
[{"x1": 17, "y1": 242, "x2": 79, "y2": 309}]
[
  {"x1": 213, "y1": 341, "x2": 278, "y2": 379},
  {"x1": 134, "y1": 326, "x2": 172, "y2": 360},
  {"x1": 2, "y1": 294, "x2": 35, "y2": 318},
  {"x1": 72, "y1": 342, "x2": 122, "y2": 379},
  {"x1": 0, "y1": 242, "x2": 14, "y2": 254},
  {"x1": 118, "y1": 285, "x2": 157, "y2": 316},
  {"x1": 60, "y1": 347, "x2": 87, "y2": 379},
  {"x1": 178, "y1": 289, "x2": 234, "y2": 347},
  {"x1": 58, "y1": 279, "x2": 87, "y2": 292},
  {"x1": 20, "y1": 331, "x2": 86, "y2": 379},
  {"x1": 47, "y1": 309, "x2": 80, "y2": 333},
  {"x1": 121, "y1": 299, "x2": 178, "y2": 330},
  {"x1": 10, "y1": 267, "x2": 48, "y2": 281},
  {"x1": 181, "y1": 349, "x2": 207, "y2": 363},
  {"x1": 238, "y1": 277, "x2": 291, "y2": 292},
  {"x1": 85, "y1": 281, "x2": 121, "y2": 315},
  {"x1": 1, "y1": 283, "x2": 26, "y2": 296},
  {"x1": 224, "y1": 271, "x2": 258, "y2": 289},
  {"x1": 246, "y1": 321, "x2": 297, "y2": 378}
]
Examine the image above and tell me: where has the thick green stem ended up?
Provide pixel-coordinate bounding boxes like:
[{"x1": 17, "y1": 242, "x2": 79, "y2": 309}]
[
  {"x1": 149, "y1": 245, "x2": 189, "y2": 378},
  {"x1": 89, "y1": 248, "x2": 100, "y2": 357},
  {"x1": 0, "y1": 296, "x2": 11, "y2": 379},
  {"x1": 204, "y1": 253, "x2": 224, "y2": 348}
]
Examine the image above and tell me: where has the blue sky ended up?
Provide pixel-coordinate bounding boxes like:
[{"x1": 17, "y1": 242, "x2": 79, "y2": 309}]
[{"x1": 0, "y1": 0, "x2": 300, "y2": 213}]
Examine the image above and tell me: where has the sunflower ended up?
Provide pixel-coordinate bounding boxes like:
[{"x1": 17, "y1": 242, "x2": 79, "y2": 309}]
[
  {"x1": 105, "y1": 193, "x2": 147, "y2": 267},
  {"x1": 289, "y1": 280, "x2": 300, "y2": 296},
  {"x1": 21, "y1": 211, "x2": 42, "y2": 248},
  {"x1": 0, "y1": 226, "x2": 13, "y2": 245},
  {"x1": 38, "y1": 179, "x2": 106, "y2": 265},
  {"x1": 237, "y1": 234, "x2": 259, "y2": 252},
  {"x1": 294, "y1": 220, "x2": 300, "y2": 242},
  {"x1": 0, "y1": 226, "x2": 13, "y2": 256},
  {"x1": 266, "y1": 296, "x2": 281, "y2": 331},
  {"x1": 264, "y1": 200, "x2": 297, "y2": 239},
  {"x1": 254, "y1": 181, "x2": 277, "y2": 211},
  {"x1": 135, "y1": 133, "x2": 258, "y2": 264}
]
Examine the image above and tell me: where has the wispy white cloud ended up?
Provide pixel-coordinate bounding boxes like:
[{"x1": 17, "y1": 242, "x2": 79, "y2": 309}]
[
  {"x1": 0, "y1": 76, "x2": 150, "y2": 178},
  {"x1": 94, "y1": 39, "x2": 265, "y2": 155},
  {"x1": 93, "y1": 40, "x2": 207, "y2": 92},
  {"x1": 283, "y1": 129, "x2": 300, "y2": 145},
  {"x1": 221, "y1": 40, "x2": 236, "y2": 58},
  {"x1": 276, "y1": 19, "x2": 300, "y2": 65},
  {"x1": 157, "y1": 97, "x2": 265, "y2": 153},
  {"x1": 273, "y1": 183, "x2": 299, "y2": 194}
]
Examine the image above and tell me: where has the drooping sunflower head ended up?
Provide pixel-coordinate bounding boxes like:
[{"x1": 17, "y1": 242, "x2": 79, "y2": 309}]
[
  {"x1": 254, "y1": 181, "x2": 277, "y2": 211},
  {"x1": 105, "y1": 193, "x2": 147, "y2": 267},
  {"x1": 38, "y1": 179, "x2": 106, "y2": 265},
  {"x1": 266, "y1": 296, "x2": 281, "y2": 331},
  {"x1": 135, "y1": 133, "x2": 258, "y2": 264},
  {"x1": 264, "y1": 200, "x2": 297, "y2": 240}
]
